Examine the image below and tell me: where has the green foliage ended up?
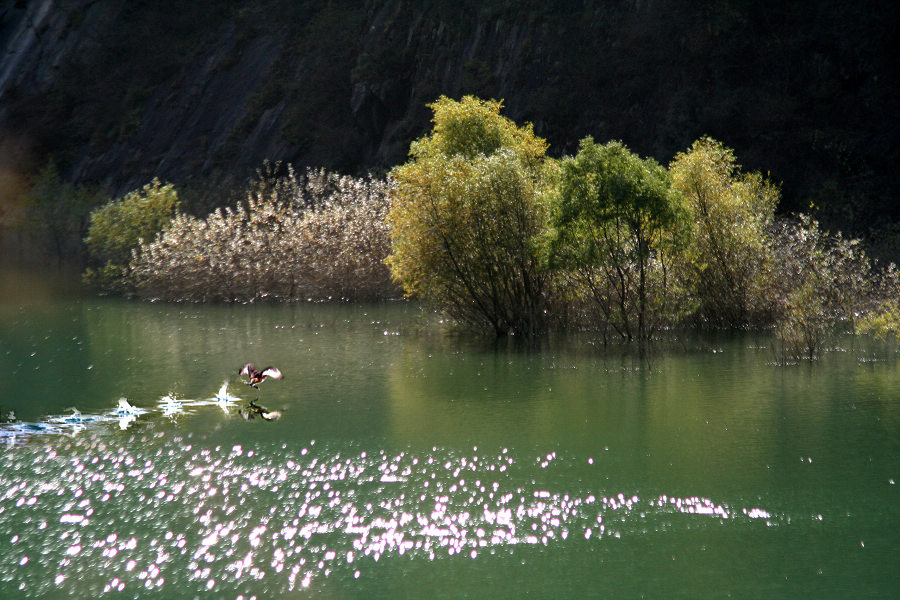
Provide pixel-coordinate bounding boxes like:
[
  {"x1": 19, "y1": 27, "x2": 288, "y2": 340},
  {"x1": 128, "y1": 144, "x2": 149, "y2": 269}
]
[
  {"x1": 856, "y1": 263, "x2": 900, "y2": 340},
  {"x1": 50, "y1": 77, "x2": 892, "y2": 359},
  {"x1": 669, "y1": 137, "x2": 779, "y2": 327},
  {"x1": 83, "y1": 179, "x2": 179, "y2": 292},
  {"x1": 25, "y1": 162, "x2": 106, "y2": 263},
  {"x1": 857, "y1": 299, "x2": 900, "y2": 340},
  {"x1": 387, "y1": 96, "x2": 552, "y2": 337},
  {"x1": 549, "y1": 138, "x2": 690, "y2": 342},
  {"x1": 413, "y1": 96, "x2": 548, "y2": 164}
]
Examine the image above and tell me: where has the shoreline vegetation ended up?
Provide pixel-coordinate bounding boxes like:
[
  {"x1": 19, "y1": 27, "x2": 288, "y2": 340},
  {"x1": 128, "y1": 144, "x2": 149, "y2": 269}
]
[{"x1": 10, "y1": 96, "x2": 900, "y2": 357}]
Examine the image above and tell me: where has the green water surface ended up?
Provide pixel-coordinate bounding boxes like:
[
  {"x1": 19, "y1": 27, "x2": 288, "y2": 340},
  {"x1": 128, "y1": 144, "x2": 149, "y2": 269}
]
[{"x1": 1, "y1": 289, "x2": 898, "y2": 598}]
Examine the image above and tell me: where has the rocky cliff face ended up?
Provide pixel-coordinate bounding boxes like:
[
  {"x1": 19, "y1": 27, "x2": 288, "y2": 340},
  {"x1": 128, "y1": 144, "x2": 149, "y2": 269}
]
[{"x1": 2, "y1": 0, "x2": 898, "y2": 232}]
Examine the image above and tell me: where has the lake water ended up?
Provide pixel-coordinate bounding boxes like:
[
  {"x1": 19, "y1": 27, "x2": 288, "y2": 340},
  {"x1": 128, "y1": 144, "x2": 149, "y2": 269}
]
[{"x1": 1, "y1": 283, "x2": 898, "y2": 598}]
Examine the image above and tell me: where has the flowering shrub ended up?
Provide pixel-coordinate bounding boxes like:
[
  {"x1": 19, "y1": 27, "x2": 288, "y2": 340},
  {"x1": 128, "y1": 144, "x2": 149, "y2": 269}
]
[
  {"x1": 130, "y1": 167, "x2": 398, "y2": 302},
  {"x1": 770, "y1": 214, "x2": 876, "y2": 359}
]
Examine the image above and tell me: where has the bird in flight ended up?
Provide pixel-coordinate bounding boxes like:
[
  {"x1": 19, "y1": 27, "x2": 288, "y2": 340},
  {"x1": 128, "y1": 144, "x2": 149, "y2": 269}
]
[{"x1": 238, "y1": 364, "x2": 284, "y2": 389}]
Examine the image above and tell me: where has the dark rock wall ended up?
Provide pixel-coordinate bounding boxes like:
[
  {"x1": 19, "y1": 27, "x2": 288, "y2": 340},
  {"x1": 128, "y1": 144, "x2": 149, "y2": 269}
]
[{"x1": 1, "y1": 0, "x2": 897, "y2": 233}]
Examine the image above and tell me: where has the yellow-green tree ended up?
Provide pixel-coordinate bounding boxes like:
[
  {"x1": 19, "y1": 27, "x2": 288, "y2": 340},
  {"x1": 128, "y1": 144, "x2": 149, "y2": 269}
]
[
  {"x1": 669, "y1": 137, "x2": 779, "y2": 326},
  {"x1": 83, "y1": 178, "x2": 179, "y2": 292},
  {"x1": 387, "y1": 96, "x2": 552, "y2": 337}
]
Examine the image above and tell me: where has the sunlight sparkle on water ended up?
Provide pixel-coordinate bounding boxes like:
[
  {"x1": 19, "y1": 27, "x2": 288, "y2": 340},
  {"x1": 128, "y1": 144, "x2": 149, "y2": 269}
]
[{"x1": 0, "y1": 429, "x2": 780, "y2": 597}]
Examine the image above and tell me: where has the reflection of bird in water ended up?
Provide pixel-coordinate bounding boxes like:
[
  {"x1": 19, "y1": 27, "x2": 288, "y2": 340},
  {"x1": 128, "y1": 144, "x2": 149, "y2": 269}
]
[
  {"x1": 239, "y1": 399, "x2": 282, "y2": 421},
  {"x1": 238, "y1": 364, "x2": 283, "y2": 389}
]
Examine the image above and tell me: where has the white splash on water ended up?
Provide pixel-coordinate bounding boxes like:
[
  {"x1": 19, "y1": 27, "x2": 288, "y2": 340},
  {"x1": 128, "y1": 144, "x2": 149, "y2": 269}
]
[
  {"x1": 116, "y1": 398, "x2": 139, "y2": 415},
  {"x1": 160, "y1": 393, "x2": 183, "y2": 418},
  {"x1": 214, "y1": 381, "x2": 239, "y2": 413},
  {"x1": 2, "y1": 382, "x2": 249, "y2": 444}
]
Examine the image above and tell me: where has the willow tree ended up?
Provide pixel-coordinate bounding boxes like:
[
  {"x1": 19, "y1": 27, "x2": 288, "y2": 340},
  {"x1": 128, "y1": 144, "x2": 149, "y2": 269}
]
[
  {"x1": 669, "y1": 137, "x2": 779, "y2": 327},
  {"x1": 550, "y1": 138, "x2": 690, "y2": 344},
  {"x1": 387, "y1": 96, "x2": 552, "y2": 337}
]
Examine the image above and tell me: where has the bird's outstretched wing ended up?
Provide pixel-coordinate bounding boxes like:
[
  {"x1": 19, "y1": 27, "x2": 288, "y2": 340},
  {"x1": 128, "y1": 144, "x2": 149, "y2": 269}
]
[
  {"x1": 260, "y1": 366, "x2": 283, "y2": 380},
  {"x1": 238, "y1": 364, "x2": 255, "y2": 377}
]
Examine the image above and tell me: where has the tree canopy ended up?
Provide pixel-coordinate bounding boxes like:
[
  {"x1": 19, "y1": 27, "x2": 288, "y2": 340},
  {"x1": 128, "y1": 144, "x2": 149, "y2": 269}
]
[
  {"x1": 550, "y1": 137, "x2": 689, "y2": 342},
  {"x1": 83, "y1": 178, "x2": 179, "y2": 292},
  {"x1": 388, "y1": 96, "x2": 552, "y2": 337},
  {"x1": 668, "y1": 137, "x2": 779, "y2": 326}
]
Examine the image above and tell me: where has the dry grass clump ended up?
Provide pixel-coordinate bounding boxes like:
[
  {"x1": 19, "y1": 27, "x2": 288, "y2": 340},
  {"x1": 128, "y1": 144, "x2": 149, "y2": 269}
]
[{"x1": 130, "y1": 167, "x2": 398, "y2": 302}]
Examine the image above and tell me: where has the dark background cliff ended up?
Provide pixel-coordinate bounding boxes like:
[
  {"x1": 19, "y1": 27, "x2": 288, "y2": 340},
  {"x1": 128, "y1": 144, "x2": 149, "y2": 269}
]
[{"x1": 2, "y1": 0, "x2": 898, "y2": 248}]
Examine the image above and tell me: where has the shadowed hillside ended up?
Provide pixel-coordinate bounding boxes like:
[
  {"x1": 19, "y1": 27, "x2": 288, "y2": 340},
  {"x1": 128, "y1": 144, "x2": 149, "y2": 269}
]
[{"x1": 1, "y1": 0, "x2": 898, "y2": 242}]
